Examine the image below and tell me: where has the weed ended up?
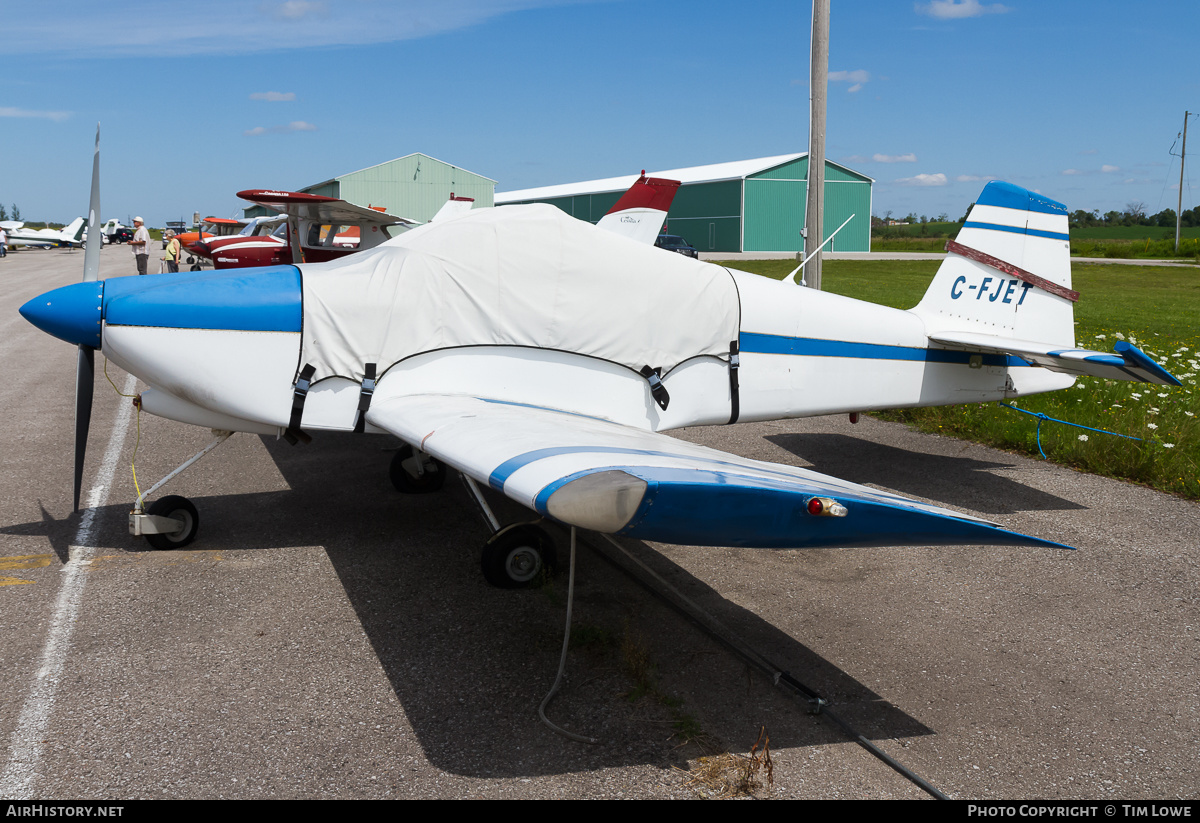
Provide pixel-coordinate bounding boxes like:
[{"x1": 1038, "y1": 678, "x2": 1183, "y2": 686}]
[{"x1": 677, "y1": 726, "x2": 774, "y2": 799}]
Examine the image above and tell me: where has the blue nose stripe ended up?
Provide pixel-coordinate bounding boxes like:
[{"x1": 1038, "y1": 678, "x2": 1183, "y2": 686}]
[
  {"x1": 19, "y1": 281, "x2": 104, "y2": 347},
  {"x1": 103, "y1": 266, "x2": 302, "y2": 332}
]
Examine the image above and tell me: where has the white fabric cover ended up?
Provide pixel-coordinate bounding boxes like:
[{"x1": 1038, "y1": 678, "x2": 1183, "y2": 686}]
[{"x1": 298, "y1": 205, "x2": 741, "y2": 383}]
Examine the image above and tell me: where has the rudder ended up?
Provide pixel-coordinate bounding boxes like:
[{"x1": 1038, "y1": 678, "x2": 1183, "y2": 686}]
[{"x1": 912, "y1": 181, "x2": 1074, "y2": 347}]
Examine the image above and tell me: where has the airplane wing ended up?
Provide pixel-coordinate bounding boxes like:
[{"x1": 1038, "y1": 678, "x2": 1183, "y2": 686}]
[
  {"x1": 236, "y1": 189, "x2": 419, "y2": 228},
  {"x1": 366, "y1": 394, "x2": 1069, "y2": 550},
  {"x1": 929, "y1": 331, "x2": 1181, "y2": 386}
]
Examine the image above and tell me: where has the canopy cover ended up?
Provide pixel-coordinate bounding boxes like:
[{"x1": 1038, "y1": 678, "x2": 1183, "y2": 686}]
[{"x1": 298, "y1": 205, "x2": 741, "y2": 384}]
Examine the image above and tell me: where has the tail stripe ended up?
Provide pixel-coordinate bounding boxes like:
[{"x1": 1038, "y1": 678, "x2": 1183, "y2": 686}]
[
  {"x1": 961, "y1": 221, "x2": 1070, "y2": 242},
  {"x1": 976, "y1": 181, "x2": 1068, "y2": 216},
  {"x1": 945, "y1": 239, "x2": 1079, "y2": 302}
]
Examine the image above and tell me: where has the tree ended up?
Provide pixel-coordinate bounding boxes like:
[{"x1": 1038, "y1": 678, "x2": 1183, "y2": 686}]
[
  {"x1": 958, "y1": 202, "x2": 975, "y2": 223},
  {"x1": 1125, "y1": 201, "x2": 1147, "y2": 224},
  {"x1": 11, "y1": 204, "x2": 19, "y2": 221},
  {"x1": 1151, "y1": 208, "x2": 1176, "y2": 228},
  {"x1": 0, "y1": 204, "x2": 7, "y2": 221}
]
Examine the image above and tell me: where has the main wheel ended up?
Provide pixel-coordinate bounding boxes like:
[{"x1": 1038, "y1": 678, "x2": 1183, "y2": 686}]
[
  {"x1": 389, "y1": 444, "x2": 445, "y2": 494},
  {"x1": 481, "y1": 523, "x2": 557, "y2": 589},
  {"x1": 144, "y1": 495, "x2": 199, "y2": 550}
]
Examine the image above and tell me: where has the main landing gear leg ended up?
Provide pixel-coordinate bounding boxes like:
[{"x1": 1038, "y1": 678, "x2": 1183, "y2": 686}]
[
  {"x1": 129, "y1": 429, "x2": 233, "y2": 550},
  {"x1": 389, "y1": 444, "x2": 445, "y2": 493},
  {"x1": 459, "y1": 474, "x2": 557, "y2": 589}
]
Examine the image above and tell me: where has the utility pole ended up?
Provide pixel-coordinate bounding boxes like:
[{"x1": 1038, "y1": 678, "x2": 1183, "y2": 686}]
[
  {"x1": 1177, "y1": 111, "x2": 1189, "y2": 255},
  {"x1": 804, "y1": 0, "x2": 829, "y2": 290}
]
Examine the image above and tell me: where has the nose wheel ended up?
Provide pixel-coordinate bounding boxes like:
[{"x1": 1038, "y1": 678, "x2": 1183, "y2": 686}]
[
  {"x1": 127, "y1": 429, "x2": 231, "y2": 550},
  {"x1": 138, "y1": 495, "x2": 200, "y2": 550}
]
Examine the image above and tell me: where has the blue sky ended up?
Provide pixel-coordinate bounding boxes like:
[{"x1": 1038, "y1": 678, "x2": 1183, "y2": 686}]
[{"x1": 2, "y1": 0, "x2": 1197, "y2": 226}]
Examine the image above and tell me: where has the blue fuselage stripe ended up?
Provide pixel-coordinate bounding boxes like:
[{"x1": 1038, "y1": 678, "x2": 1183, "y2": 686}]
[{"x1": 738, "y1": 332, "x2": 1024, "y2": 367}]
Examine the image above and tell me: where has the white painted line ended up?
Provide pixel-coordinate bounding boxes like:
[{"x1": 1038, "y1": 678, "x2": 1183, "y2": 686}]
[{"x1": 0, "y1": 373, "x2": 138, "y2": 798}]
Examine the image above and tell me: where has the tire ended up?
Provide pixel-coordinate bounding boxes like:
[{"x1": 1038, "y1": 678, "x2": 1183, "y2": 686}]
[
  {"x1": 481, "y1": 523, "x2": 557, "y2": 589},
  {"x1": 389, "y1": 444, "x2": 445, "y2": 494},
  {"x1": 144, "y1": 495, "x2": 199, "y2": 550}
]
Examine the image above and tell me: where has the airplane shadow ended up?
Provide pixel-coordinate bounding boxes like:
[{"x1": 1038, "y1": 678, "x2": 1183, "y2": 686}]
[
  {"x1": 764, "y1": 432, "x2": 1086, "y2": 514},
  {"x1": 3, "y1": 430, "x2": 945, "y2": 778},
  {"x1": 251, "y1": 432, "x2": 934, "y2": 777}
]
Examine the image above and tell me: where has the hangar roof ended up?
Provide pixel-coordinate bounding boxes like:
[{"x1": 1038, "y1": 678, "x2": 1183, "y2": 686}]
[
  {"x1": 303, "y1": 152, "x2": 497, "y2": 193},
  {"x1": 495, "y1": 153, "x2": 872, "y2": 203}
]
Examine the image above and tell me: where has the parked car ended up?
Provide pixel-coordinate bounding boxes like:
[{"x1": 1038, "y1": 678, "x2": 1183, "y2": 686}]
[
  {"x1": 110, "y1": 226, "x2": 134, "y2": 244},
  {"x1": 654, "y1": 234, "x2": 698, "y2": 258}
]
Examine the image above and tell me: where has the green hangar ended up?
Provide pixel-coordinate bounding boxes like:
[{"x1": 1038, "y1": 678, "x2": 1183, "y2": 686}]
[
  {"x1": 246, "y1": 153, "x2": 497, "y2": 222},
  {"x1": 494, "y1": 153, "x2": 873, "y2": 254}
]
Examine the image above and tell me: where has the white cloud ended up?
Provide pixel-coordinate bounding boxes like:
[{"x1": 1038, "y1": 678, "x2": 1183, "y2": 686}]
[
  {"x1": 249, "y1": 91, "x2": 297, "y2": 102},
  {"x1": 1061, "y1": 168, "x2": 1083, "y2": 175},
  {"x1": 265, "y1": 0, "x2": 327, "y2": 20},
  {"x1": 0, "y1": 106, "x2": 70, "y2": 122},
  {"x1": 895, "y1": 173, "x2": 948, "y2": 187},
  {"x1": 873, "y1": 153, "x2": 917, "y2": 163},
  {"x1": 916, "y1": 0, "x2": 1011, "y2": 19},
  {"x1": 244, "y1": 120, "x2": 317, "y2": 136},
  {"x1": 1101, "y1": 164, "x2": 1120, "y2": 173},
  {"x1": 0, "y1": 1, "x2": 572, "y2": 57},
  {"x1": 829, "y1": 70, "x2": 870, "y2": 93}
]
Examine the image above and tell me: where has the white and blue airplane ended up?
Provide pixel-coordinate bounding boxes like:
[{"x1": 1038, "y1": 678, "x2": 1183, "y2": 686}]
[
  {"x1": 3, "y1": 217, "x2": 87, "y2": 249},
  {"x1": 20, "y1": 134, "x2": 1180, "y2": 587}
]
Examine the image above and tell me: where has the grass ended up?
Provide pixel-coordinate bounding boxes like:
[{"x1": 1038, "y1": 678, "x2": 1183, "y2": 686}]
[
  {"x1": 713, "y1": 259, "x2": 1200, "y2": 499},
  {"x1": 871, "y1": 224, "x2": 1200, "y2": 260}
]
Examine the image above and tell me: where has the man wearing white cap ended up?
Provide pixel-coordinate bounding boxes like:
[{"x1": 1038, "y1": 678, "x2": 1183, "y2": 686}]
[{"x1": 130, "y1": 216, "x2": 150, "y2": 275}]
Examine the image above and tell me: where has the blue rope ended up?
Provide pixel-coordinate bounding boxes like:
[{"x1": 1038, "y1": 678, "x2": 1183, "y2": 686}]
[{"x1": 999, "y1": 402, "x2": 1144, "y2": 460}]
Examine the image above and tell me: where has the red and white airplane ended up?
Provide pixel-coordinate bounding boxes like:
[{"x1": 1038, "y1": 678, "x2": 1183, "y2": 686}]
[
  {"x1": 194, "y1": 190, "x2": 420, "y2": 270},
  {"x1": 193, "y1": 173, "x2": 680, "y2": 270},
  {"x1": 173, "y1": 217, "x2": 247, "y2": 252}
]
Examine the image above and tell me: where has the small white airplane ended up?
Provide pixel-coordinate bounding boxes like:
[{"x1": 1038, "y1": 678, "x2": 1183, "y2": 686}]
[
  {"x1": 20, "y1": 134, "x2": 1181, "y2": 587},
  {"x1": 2, "y1": 217, "x2": 87, "y2": 249}
]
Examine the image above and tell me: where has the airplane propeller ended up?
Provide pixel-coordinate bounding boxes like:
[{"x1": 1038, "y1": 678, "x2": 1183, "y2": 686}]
[{"x1": 74, "y1": 125, "x2": 102, "y2": 512}]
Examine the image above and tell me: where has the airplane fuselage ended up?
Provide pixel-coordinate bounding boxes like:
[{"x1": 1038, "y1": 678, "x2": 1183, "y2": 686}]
[{"x1": 81, "y1": 257, "x2": 1068, "y2": 441}]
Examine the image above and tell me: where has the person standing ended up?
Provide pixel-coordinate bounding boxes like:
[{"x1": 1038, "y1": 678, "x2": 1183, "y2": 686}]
[
  {"x1": 131, "y1": 216, "x2": 150, "y2": 275},
  {"x1": 0, "y1": 226, "x2": 7, "y2": 257},
  {"x1": 163, "y1": 231, "x2": 181, "y2": 273}
]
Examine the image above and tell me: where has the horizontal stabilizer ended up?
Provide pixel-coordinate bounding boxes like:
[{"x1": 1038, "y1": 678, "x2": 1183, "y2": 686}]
[
  {"x1": 367, "y1": 394, "x2": 1071, "y2": 551},
  {"x1": 929, "y1": 331, "x2": 1181, "y2": 386}
]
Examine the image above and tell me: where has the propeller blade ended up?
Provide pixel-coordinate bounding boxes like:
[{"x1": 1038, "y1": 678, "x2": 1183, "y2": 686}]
[
  {"x1": 74, "y1": 345, "x2": 95, "y2": 512},
  {"x1": 82, "y1": 124, "x2": 101, "y2": 283},
  {"x1": 75, "y1": 124, "x2": 101, "y2": 511}
]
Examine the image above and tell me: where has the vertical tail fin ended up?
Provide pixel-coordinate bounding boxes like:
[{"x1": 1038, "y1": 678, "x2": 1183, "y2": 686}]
[
  {"x1": 911, "y1": 181, "x2": 1074, "y2": 347},
  {"x1": 596, "y1": 173, "x2": 681, "y2": 244},
  {"x1": 430, "y1": 194, "x2": 475, "y2": 222},
  {"x1": 62, "y1": 217, "x2": 87, "y2": 244}
]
